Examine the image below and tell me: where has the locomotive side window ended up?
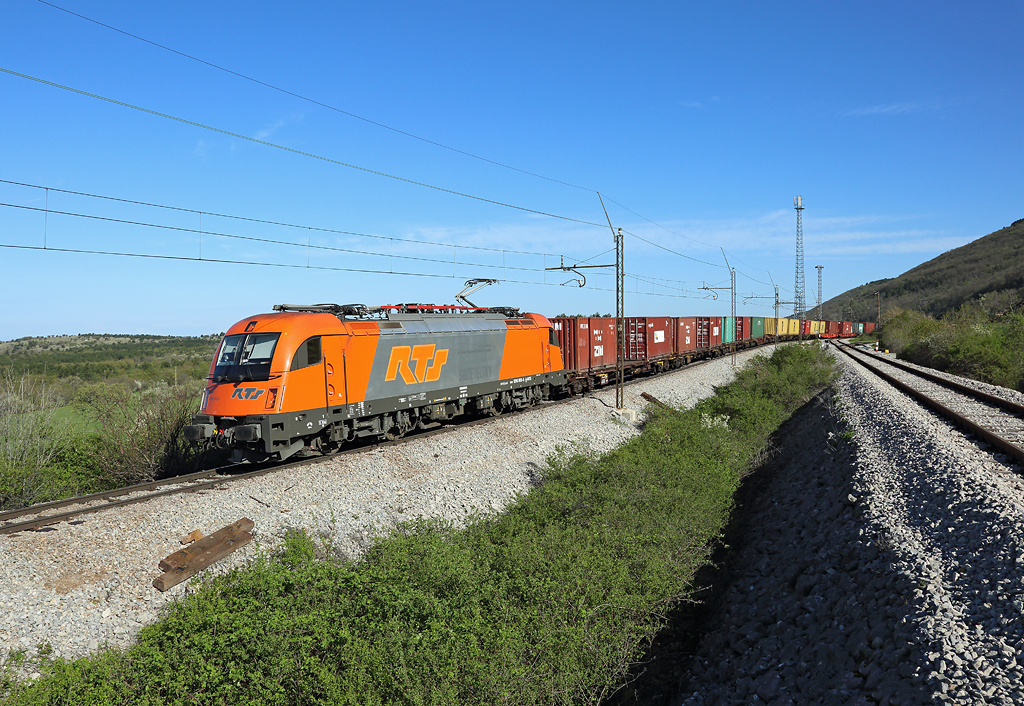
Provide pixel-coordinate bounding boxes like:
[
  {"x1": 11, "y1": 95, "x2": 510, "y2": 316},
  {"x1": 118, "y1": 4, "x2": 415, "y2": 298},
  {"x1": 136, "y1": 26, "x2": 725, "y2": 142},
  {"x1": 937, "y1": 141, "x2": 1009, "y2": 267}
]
[
  {"x1": 549, "y1": 328, "x2": 559, "y2": 346},
  {"x1": 291, "y1": 336, "x2": 322, "y2": 371},
  {"x1": 212, "y1": 333, "x2": 280, "y2": 382}
]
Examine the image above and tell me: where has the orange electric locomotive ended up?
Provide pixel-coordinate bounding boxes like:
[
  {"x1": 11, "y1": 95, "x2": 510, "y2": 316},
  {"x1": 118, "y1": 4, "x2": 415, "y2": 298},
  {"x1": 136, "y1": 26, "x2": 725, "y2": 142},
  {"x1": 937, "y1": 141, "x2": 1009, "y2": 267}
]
[{"x1": 184, "y1": 303, "x2": 565, "y2": 462}]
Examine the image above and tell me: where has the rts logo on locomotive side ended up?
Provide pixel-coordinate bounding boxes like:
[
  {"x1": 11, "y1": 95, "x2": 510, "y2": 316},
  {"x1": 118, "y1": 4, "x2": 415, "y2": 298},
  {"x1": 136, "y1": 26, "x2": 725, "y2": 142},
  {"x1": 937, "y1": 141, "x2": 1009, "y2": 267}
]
[
  {"x1": 230, "y1": 388, "x2": 265, "y2": 400},
  {"x1": 385, "y1": 345, "x2": 449, "y2": 384}
]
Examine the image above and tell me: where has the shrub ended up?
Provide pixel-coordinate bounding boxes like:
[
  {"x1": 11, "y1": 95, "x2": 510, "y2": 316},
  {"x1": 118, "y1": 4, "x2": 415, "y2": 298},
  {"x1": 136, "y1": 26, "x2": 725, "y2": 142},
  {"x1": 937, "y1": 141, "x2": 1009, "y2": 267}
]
[
  {"x1": 79, "y1": 382, "x2": 203, "y2": 485},
  {"x1": 0, "y1": 369, "x2": 80, "y2": 510}
]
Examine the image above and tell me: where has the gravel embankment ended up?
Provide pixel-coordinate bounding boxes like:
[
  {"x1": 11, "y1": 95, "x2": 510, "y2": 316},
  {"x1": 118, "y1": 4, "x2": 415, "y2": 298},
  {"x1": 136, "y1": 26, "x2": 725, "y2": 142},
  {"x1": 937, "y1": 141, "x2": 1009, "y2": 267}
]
[
  {"x1": 676, "y1": 349, "x2": 1024, "y2": 706},
  {"x1": 0, "y1": 347, "x2": 770, "y2": 669}
]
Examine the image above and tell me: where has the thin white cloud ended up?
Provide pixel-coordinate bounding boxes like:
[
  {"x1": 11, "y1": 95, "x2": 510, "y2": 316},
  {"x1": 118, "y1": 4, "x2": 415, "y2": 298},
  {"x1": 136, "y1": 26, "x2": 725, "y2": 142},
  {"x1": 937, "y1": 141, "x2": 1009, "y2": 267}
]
[
  {"x1": 817, "y1": 236, "x2": 964, "y2": 256},
  {"x1": 843, "y1": 100, "x2": 947, "y2": 117},
  {"x1": 255, "y1": 119, "x2": 286, "y2": 140},
  {"x1": 253, "y1": 113, "x2": 304, "y2": 141}
]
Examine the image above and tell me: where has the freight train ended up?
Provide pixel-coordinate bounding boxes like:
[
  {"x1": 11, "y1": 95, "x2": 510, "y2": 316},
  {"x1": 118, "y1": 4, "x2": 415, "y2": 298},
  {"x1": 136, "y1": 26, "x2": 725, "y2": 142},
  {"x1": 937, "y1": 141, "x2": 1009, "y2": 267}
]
[{"x1": 184, "y1": 302, "x2": 872, "y2": 463}]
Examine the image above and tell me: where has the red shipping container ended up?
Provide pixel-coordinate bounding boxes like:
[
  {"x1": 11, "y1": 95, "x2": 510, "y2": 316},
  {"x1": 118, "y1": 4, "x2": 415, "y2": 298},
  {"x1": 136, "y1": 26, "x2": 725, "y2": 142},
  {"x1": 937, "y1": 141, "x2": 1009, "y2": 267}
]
[
  {"x1": 738, "y1": 316, "x2": 751, "y2": 341},
  {"x1": 696, "y1": 317, "x2": 722, "y2": 348},
  {"x1": 589, "y1": 318, "x2": 617, "y2": 369},
  {"x1": 625, "y1": 317, "x2": 647, "y2": 361},
  {"x1": 842, "y1": 321, "x2": 853, "y2": 336},
  {"x1": 677, "y1": 317, "x2": 697, "y2": 352},
  {"x1": 552, "y1": 317, "x2": 592, "y2": 373},
  {"x1": 800, "y1": 319, "x2": 812, "y2": 335},
  {"x1": 864, "y1": 322, "x2": 877, "y2": 334},
  {"x1": 646, "y1": 317, "x2": 675, "y2": 358}
]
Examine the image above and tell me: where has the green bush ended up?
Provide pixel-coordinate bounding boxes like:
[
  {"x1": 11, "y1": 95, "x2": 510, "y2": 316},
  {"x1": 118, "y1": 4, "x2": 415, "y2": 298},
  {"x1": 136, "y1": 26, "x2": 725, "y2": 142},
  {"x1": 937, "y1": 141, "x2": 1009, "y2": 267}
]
[
  {"x1": 77, "y1": 382, "x2": 204, "y2": 485},
  {"x1": 3, "y1": 344, "x2": 836, "y2": 705},
  {"x1": 882, "y1": 304, "x2": 1024, "y2": 390}
]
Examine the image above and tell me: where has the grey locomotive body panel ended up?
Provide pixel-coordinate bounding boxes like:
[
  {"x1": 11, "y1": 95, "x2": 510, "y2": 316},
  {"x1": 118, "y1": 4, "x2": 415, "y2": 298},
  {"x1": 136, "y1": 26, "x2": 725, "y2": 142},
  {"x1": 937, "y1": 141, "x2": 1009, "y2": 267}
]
[{"x1": 364, "y1": 313, "x2": 509, "y2": 402}]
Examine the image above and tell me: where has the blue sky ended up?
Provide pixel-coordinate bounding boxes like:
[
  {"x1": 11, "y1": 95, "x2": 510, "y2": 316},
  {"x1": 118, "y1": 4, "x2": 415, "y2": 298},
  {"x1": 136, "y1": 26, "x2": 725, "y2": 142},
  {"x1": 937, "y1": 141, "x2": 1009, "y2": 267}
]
[{"x1": 1, "y1": 1, "x2": 1021, "y2": 339}]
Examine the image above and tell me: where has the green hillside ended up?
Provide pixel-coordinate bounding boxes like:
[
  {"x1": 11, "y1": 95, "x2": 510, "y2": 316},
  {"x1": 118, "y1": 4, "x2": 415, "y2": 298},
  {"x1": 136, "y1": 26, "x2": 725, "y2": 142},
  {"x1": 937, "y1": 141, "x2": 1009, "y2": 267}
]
[
  {"x1": 0, "y1": 333, "x2": 220, "y2": 385},
  {"x1": 815, "y1": 218, "x2": 1024, "y2": 323}
]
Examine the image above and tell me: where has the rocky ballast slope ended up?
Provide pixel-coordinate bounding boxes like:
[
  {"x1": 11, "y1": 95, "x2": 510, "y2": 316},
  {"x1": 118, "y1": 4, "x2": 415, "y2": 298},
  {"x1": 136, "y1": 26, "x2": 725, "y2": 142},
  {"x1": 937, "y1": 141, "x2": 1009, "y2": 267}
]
[{"x1": 670, "y1": 350, "x2": 1024, "y2": 706}]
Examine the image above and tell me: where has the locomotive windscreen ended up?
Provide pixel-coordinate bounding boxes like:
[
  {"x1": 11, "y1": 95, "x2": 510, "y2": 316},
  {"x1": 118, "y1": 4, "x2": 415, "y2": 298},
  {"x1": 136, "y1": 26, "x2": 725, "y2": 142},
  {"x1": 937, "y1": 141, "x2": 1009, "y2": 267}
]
[{"x1": 212, "y1": 332, "x2": 280, "y2": 382}]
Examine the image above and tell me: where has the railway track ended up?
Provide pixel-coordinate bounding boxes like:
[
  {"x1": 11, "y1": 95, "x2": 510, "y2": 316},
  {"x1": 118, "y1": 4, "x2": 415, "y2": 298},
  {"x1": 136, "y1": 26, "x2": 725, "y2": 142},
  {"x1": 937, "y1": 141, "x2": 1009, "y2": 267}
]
[
  {"x1": 0, "y1": 351, "x2": 739, "y2": 535},
  {"x1": 832, "y1": 341, "x2": 1024, "y2": 466},
  {"x1": 0, "y1": 411, "x2": 512, "y2": 535}
]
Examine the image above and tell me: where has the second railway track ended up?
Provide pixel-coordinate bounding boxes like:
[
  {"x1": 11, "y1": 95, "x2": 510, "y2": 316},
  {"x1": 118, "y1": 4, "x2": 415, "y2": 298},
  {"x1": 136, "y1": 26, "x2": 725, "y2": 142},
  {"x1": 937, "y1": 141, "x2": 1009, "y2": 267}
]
[{"x1": 832, "y1": 341, "x2": 1024, "y2": 466}]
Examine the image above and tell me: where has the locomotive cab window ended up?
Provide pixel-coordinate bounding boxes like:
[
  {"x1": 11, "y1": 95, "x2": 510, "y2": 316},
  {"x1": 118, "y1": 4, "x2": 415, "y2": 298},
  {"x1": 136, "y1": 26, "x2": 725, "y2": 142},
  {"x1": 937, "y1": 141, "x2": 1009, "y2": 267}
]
[
  {"x1": 549, "y1": 328, "x2": 559, "y2": 346},
  {"x1": 212, "y1": 332, "x2": 280, "y2": 383},
  {"x1": 291, "y1": 336, "x2": 322, "y2": 371}
]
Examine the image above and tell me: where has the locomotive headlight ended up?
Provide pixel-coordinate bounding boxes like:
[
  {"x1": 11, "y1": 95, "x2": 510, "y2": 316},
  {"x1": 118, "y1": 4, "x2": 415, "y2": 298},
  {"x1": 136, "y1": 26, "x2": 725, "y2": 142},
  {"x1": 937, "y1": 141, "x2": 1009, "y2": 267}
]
[
  {"x1": 266, "y1": 388, "x2": 278, "y2": 410},
  {"x1": 200, "y1": 387, "x2": 210, "y2": 411}
]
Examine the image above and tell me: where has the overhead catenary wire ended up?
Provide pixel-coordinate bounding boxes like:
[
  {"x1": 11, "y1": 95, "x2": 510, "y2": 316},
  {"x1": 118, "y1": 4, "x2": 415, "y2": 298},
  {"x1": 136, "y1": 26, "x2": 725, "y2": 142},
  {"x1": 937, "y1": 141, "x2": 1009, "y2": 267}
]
[
  {"x1": 32, "y1": 0, "x2": 790, "y2": 298},
  {"x1": 0, "y1": 179, "x2": 569, "y2": 258},
  {"x1": 0, "y1": 200, "x2": 696, "y2": 296},
  {"x1": 2, "y1": 21, "x2": 793, "y2": 304},
  {"x1": 601, "y1": 195, "x2": 785, "y2": 286},
  {"x1": 34, "y1": 0, "x2": 596, "y2": 195},
  {"x1": 0, "y1": 201, "x2": 570, "y2": 275},
  {"x1": 2, "y1": 188, "x2": 784, "y2": 305},
  {"x1": 0, "y1": 69, "x2": 780, "y2": 296},
  {"x1": 0, "y1": 242, "x2": 712, "y2": 301},
  {"x1": 0, "y1": 67, "x2": 606, "y2": 229},
  {"x1": 621, "y1": 229, "x2": 726, "y2": 269}
]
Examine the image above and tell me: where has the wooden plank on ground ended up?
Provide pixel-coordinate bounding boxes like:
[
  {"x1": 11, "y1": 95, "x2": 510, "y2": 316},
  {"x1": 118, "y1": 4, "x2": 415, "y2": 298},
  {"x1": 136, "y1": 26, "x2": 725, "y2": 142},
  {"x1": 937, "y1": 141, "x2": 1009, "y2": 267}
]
[
  {"x1": 159, "y1": 518, "x2": 254, "y2": 572},
  {"x1": 641, "y1": 392, "x2": 675, "y2": 412},
  {"x1": 153, "y1": 528, "x2": 253, "y2": 592}
]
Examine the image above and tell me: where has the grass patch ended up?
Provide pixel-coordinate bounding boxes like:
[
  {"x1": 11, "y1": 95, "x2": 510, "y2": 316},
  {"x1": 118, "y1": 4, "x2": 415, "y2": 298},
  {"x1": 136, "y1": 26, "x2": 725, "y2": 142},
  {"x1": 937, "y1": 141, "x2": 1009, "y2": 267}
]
[{"x1": 2, "y1": 344, "x2": 836, "y2": 706}]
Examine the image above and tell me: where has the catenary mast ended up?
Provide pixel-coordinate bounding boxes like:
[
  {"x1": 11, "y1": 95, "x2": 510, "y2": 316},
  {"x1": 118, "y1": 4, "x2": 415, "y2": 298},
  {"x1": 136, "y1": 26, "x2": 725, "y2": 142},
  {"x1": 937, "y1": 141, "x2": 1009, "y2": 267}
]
[{"x1": 794, "y1": 196, "x2": 806, "y2": 321}]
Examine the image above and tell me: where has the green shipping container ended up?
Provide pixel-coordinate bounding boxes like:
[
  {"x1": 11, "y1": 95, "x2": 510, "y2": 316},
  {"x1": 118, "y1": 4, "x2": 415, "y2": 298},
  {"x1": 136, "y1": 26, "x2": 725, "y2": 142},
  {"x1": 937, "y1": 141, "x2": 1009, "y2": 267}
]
[
  {"x1": 751, "y1": 317, "x2": 765, "y2": 338},
  {"x1": 723, "y1": 316, "x2": 736, "y2": 343}
]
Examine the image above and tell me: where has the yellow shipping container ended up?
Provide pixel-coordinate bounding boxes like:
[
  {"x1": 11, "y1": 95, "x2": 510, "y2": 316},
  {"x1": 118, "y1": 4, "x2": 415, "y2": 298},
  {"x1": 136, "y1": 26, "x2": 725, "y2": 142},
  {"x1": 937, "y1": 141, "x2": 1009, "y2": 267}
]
[{"x1": 787, "y1": 318, "x2": 799, "y2": 335}]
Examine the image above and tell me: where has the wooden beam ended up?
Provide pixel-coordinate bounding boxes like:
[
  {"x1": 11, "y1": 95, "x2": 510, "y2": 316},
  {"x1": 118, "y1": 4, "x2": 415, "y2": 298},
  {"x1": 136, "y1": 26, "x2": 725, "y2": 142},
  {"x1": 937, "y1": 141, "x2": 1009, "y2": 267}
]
[
  {"x1": 159, "y1": 518, "x2": 254, "y2": 572},
  {"x1": 153, "y1": 518, "x2": 255, "y2": 592}
]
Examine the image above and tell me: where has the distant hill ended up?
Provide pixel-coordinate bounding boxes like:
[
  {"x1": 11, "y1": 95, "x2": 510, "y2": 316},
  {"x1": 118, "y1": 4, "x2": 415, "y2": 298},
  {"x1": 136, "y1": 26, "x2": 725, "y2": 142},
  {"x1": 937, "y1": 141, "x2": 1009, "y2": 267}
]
[
  {"x1": 0, "y1": 333, "x2": 220, "y2": 384},
  {"x1": 813, "y1": 218, "x2": 1024, "y2": 323}
]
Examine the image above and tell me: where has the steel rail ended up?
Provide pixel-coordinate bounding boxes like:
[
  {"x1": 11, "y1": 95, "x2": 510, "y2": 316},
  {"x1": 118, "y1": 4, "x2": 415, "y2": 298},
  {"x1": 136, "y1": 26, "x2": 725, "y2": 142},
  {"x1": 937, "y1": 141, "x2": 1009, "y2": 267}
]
[
  {"x1": 1, "y1": 339, "x2": 770, "y2": 535},
  {"x1": 0, "y1": 399, "x2": 574, "y2": 534},
  {"x1": 832, "y1": 342, "x2": 1024, "y2": 466},
  {"x1": 835, "y1": 341, "x2": 1024, "y2": 417},
  {"x1": 0, "y1": 467, "x2": 227, "y2": 524}
]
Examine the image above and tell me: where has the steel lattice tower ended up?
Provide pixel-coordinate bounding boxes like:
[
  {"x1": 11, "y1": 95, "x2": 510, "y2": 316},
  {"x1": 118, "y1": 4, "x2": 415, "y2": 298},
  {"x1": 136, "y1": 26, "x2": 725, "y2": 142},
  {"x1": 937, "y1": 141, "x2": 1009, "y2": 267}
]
[
  {"x1": 794, "y1": 196, "x2": 805, "y2": 319},
  {"x1": 815, "y1": 265, "x2": 824, "y2": 321}
]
